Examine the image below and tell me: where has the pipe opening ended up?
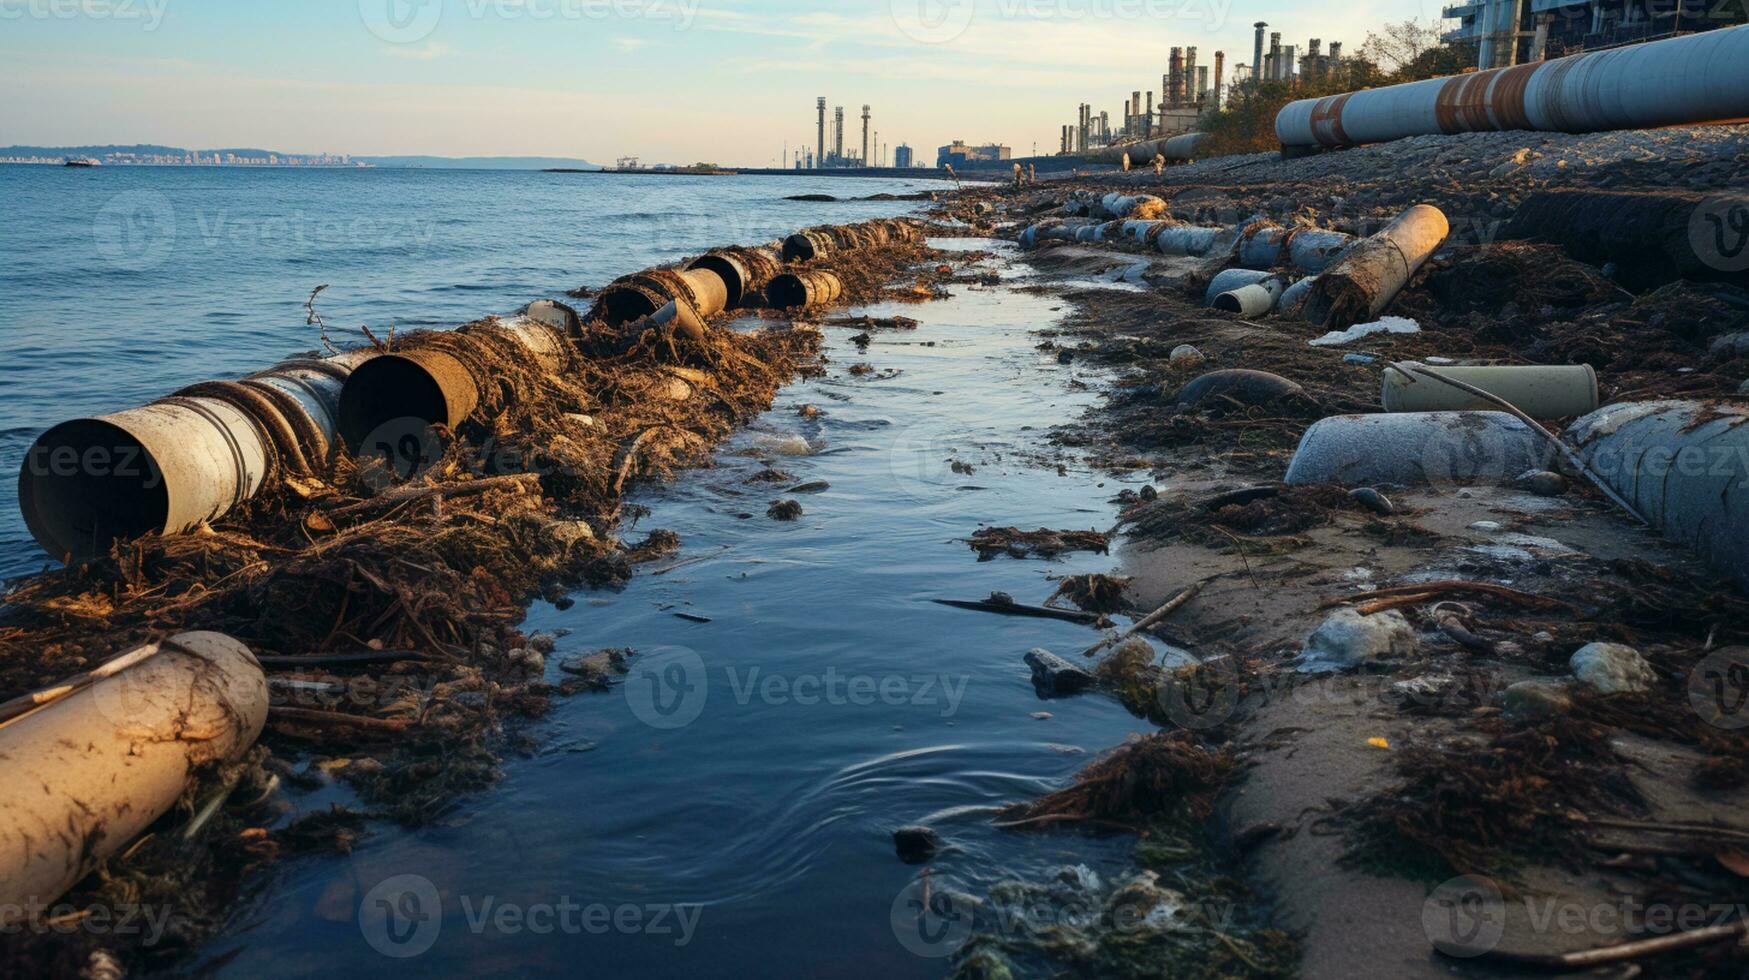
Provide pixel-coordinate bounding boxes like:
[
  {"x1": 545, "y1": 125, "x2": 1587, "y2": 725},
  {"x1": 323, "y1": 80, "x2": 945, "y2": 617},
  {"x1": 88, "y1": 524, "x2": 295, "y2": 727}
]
[
  {"x1": 766, "y1": 275, "x2": 810, "y2": 309},
  {"x1": 688, "y1": 255, "x2": 746, "y2": 308},
  {"x1": 598, "y1": 288, "x2": 662, "y2": 326},
  {"x1": 337, "y1": 356, "x2": 453, "y2": 454},
  {"x1": 19, "y1": 419, "x2": 169, "y2": 560}
]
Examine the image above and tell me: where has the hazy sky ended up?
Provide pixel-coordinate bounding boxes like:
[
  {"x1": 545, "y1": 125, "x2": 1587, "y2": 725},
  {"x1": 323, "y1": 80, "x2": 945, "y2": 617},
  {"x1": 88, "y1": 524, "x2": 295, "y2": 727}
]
[{"x1": 0, "y1": 0, "x2": 1444, "y2": 164}]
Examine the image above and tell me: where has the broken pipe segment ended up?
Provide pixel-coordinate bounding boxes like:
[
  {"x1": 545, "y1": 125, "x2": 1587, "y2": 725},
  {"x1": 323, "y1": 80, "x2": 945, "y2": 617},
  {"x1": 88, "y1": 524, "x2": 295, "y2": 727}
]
[
  {"x1": 687, "y1": 244, "x2": 784, "y2": 308},
  {"x1": 766, "y1": 271, "x2": 844, "y2": 309},
  {"x1": 1277, "y1": 25, "x2": 1749, "y2": 151},
  {"x1": 594, "y1": 266, "x2": 731, "y2": 326},
  {"x1": 1568, "y1": 401, "x2": 1749, "y2": 592},
  {"x1": 336, "y1": 303, "x2": 573, "y2": 454},
  {"x1": 1303, "y1": 204, "x2": 1449, "y2": 330},
  {"x1": 1382, "y1": 364, "x2": 1599, "y2": 420},
  {"x1": 1285, "y1": 411, "x2": 1550, "y2": 487},
  {"x1": 18, "y1": 349, "x2": 375, "y2": 562},
  {"x1": 0, "y1": 632, "x2": 268, "y2": 919}
]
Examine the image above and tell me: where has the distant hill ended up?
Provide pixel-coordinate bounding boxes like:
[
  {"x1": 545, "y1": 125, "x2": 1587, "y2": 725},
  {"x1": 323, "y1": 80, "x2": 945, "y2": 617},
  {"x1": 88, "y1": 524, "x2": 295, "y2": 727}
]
[{"x1": 1, "y1": 145, "x2": 600, "y2": 170}]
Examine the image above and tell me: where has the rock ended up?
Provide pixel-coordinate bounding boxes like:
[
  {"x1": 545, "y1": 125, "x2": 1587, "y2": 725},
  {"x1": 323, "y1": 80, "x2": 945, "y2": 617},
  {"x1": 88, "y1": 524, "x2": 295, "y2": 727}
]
[
  {"x1": 1169, "y1": 344, "x2": 1205, "y2": 365},
  {"x1": 767, "y1": 499, "x2": 804, "y2": 521},
  {"x1": 1739, "y1": 379, "x2": 1749, "y2": 396},
  {"x1": 1175, "y1": 369, "x2": 1304, "y2": 408},
  {"x1": 1512, "y1": 470, "x2": 1570, "y2": 497},
  {"x1": 1570, "y1": 642, "x2": 1656, "y2": 694},
  {"x1": 893, "y1": 825, "x2": 943, "y2": 864},
  {"x1": 507, "y1": 647, "x2": 545, "y2": 675},
  {"x1": 1301, "y1": 608, "x2": 1417, "y2": 670},
  {"x1": 1504, "y1": 680, "x2": 1574, "y2": 720},
  {"x1": 1349, "y1": 486, "x2": 1395, "y2": 515},
  {"x1": 1026, "y1": 648, "x2": 1095, "y2": 695},
  {"x1": 1710, "y1": 332, "x2": 1749, "y2": 356}
]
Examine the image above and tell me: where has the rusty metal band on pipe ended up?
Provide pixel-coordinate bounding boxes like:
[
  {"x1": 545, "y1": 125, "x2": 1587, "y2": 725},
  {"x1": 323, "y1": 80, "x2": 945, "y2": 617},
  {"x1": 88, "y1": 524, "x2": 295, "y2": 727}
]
[
  {"x1": 595, "y1": 266, "x2": 731, "y2": 326},
  {"x1": 767, "y1": 271, "x2": 844, "y2": 309},
  {"x1": 0, "y1": 632, "x2": 268, "y2": 917},
  {"x1": 1303, "y1": 204, "x2": 1449, "y2": 330},
  {"x1": 1278, "y1": 25, "x2": 1749, "y2": 149}
]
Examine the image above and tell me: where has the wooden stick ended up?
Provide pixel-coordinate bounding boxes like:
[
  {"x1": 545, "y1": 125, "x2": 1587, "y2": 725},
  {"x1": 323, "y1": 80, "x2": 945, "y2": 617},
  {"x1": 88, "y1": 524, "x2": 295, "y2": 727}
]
[
  {"x1": 932, "y1": 598, "x2": 1100, "y2": 625},
  {"x1": 1082, "y1": 580, "x2": 1206, "y2": 657},
  {"x1": 1324, "y1": 581, "x2": 1576, "y2": 612},
  {"x1": 328, "y1": 473, "x2": 538, "y2": 517},
  {"x1": 1477, "y1": 920, "x2": 1747, "y2": 969},
  {"x1": 0, "y1": 641, "x2": 164, "y2": 727}
]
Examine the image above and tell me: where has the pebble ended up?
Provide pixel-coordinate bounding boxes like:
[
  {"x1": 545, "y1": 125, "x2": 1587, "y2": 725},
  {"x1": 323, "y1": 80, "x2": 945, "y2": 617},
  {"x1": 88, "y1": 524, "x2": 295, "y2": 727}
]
[
  {"x1": 1026, "y1": 648, "x2": 1095, "y2": 695},
  {"x1": 1169, "y1": 344, "x2": 1205, "y2": 364},
  {"x1": 1512, "y1": 470, "x2": 1570, "y2": 497},
  {"x1": 1570, "y1": 642, "x2": 1656, "y2": 694},
  {"x1": 1300, "y1": 608, "x2": 1417, "y2": 670},
  {"x1": 1031, "y1": 711, "x2": 1053, "y2": 721},
  {"x1": 1348, "y1": 487, "x2": 1395, "y2": 516},
  {"x1": 893, "y1": 826, "x2": 944, "y2": 864},
  {"x1": 767, "y1": 499, "x2": 804, "y2": 521},
  {"x1": 1504, "y1": 680, "x2": 1574, "y2": 720}
]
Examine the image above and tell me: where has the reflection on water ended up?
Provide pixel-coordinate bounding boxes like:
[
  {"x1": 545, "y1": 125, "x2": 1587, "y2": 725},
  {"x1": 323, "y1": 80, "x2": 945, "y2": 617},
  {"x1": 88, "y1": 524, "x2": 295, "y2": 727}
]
[{"x1": 195, "y1": 241, "x2": 1153, "y2": 978}]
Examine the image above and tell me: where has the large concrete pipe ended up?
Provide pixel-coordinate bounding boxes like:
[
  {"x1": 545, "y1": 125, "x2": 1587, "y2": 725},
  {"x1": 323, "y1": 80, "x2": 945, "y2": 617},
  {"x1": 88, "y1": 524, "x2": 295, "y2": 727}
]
[
  {"x1": 1237, "y1": 225, "x2": 1290, "y2": 268},
  {"x1": 1079, "y1": 133, "x2": 1209, "y2": 165},
  {"x1": 1285, "y1": 411, "x2": 1550, "y2": 487},
  {"x1": 1567, "y1": 401, "x2": 1749, "y2": 592},
  {"x1": 1155, "y1": 225, "x2": 1228, "y2": 257},
  {"x1": 336, "y1": 307, "x2": 571, "y2": 453},
  {"x1": 766, "y1": 271, "x2": 843, "y2": 310},
  {"x1": 1382, "y1": 364, "x2": 1599, "y2": 419},
  {"x1": 1303, "y1": 205, "x2": 1449, "y2": 330},
  {"x1": 1100, "y1": 193, "x2": 1167, "y2": 219},
  {"x1": 19, "y1": 349, "x2": 375, "y2": 561},
  {"x1": 595, "y1": 266, "x2": 731, "y2": 326},
  {"x1": 0, "y1": 632, "x2": 268, "y2": 918},
  {"x1": 1505, "y1": 189, "x2": 1749, "y2": 289},
  {"x1": 687, "y1": 244, "x2": 784, "y2": 308},
  {"x1": 1277, "y1": 25, "x2": 1749, "y2": 151},
  {"x1": 1288, "y1": 230, "x2": 1356, "y2": 273}
]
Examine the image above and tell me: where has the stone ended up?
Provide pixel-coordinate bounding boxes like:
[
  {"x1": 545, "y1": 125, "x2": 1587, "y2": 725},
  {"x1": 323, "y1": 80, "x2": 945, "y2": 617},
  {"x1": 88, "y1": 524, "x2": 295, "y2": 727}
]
[
  {"x1": 1169, "y1": 344, "x2": 1205, "y2": 365},
  {"x1": 1512, "y1": 470, "x2": 1570, "y2": 497},
  {"x1": 1300, "y1": 608, "x2": 1417, "y2": 670},
  {"x1": 1026, "y1": 648, "x2": 1095, "y2": 695},
  {"x1": 1504, "y1": 680, "x2": 1573, "y2": 720},
  {"x1": 893, "y1": 825, "x2": 944, "y2": 864},
  {"x1": 1348, "y1": 487, "x2": 1395, "y2": 516},
  {"x1": 1570, "y1": 642, "x2": 1656, "y2": 694}
]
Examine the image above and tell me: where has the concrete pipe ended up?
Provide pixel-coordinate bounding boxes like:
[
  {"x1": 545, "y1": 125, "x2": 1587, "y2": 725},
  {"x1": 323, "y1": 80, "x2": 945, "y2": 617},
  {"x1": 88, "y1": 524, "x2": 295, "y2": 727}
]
[
  {"x1": 1123, "y1": 220, "x2": 1171, "y2": 244},
  {"x1": 1277, "y1": 25, "x2": 1749, "y2": 151},
  {"x1": 1177, "y1": 369, "x2": 1304, "y2": 408},
  {"x1": 1567, "y1": 401, "x2": 1749, "y2": 592},
  {"x1": 1505, "y1": 189, "x2": 1749, "y2": 290},
  {"x1": 1287, "y1": 230, "x2": 1355, "y2": 273},
  {"x1": 1214, "y1": 277, "x2": 1288, "y2": 316},
  {"x1": 1303, "y1": 205, "x2": 1449, "y2": 330},
  {"x1": 1238, "y1": 225, "x2": 1289, "y2": 269},
  {"x1": 1276, "y1": 277, "x2": 1315, "y2": 314},
  {"x1": 688, "y1": 245, "x2": 783, "y2": 308},
  {"x1": 1161, "y1": 132, "x2": 1209, "y2": 161},
  {"x1": 1155, "y1": 225, "x2": 1226, "y2": 257},
  {"x1": 1285, "y1": 411, "x2": 1550, "y2": 488},
  {"x1": 767, "y1": 271, "x2": 843, "y2": 309},
  {"x1": 0, "y1": 632, "x2": 268, "y2": 917},
  {"x1": 1092, "y1": 221, "x2": 1128, "y2": 242},
  {"x1": 1382, "y1": 364, "x2": 1599, "y2": 419},
  {"x1": 1101, "y1": 194, "x2": 1167, "y2": 220},
  {"x1": 596, "y1": 267, "x2": 731, "y2": 326},
  {"x1": 1204, "y1": 268, "x2": 1281, "y2": 307},
  {"x1": 649, "y1": 297, "x2": 707, "y2": 343},
  {"x1": 1075, "y1": 224, "x2": 1102, "y2": 243},
  {"x1": 783, "y1": 228, "x2": 837, "y2": 262}
]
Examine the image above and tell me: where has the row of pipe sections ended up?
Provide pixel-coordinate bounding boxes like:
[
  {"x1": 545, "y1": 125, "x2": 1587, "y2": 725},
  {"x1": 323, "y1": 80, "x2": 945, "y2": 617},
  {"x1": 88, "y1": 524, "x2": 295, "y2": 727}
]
[
  {"x1": 1277, "y1": 24, "x2": 1749, "y2": 152},
  {"x1": 19, "y1": 217, "x2": 921, "y2": 562},
  {"x1": 1073, "y1": 132, "x2": 1211, "y2": 166}
]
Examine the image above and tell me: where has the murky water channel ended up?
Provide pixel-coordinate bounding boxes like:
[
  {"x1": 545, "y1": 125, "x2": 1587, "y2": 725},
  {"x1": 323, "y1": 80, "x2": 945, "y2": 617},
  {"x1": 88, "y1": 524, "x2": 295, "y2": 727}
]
[{"x1": 196, "y1": 240, "x2": 1151, "y2": 978}]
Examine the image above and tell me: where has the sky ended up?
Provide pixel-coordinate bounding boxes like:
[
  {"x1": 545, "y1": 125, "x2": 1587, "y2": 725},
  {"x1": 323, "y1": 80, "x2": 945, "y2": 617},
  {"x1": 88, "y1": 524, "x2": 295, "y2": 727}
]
[{"x1": 0, "y1": 0, "x2": 1446, "y2": 165}]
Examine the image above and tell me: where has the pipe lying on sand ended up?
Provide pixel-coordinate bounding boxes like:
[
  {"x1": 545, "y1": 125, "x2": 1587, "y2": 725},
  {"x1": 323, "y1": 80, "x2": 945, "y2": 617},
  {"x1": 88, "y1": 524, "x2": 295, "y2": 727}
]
[
  {"x1": 1303, "y1": 205, "x2": 1449, "y2": 330},
  {"x1": 336, "y1": 304, "x2": 573, "y2": 454},
  {"x1": 594, "y1": 266, "x2": 732, "y2": 326},
  {"x1": 1204, "y1": 268, "x2": 1280, "y2": 307},
  {"x1": 1276, "y1": 25, "x2": 1749, "y2": 151},
  {"x1": 766, "y1": 271, "x2": 844, "y2": 309},
  {"x1": 1382, "y1": 364, "x2": 1599, "y2": 419},
  {"x1": 1568, "y1": 401, "x2": 1749, "y2": 593},
  {"x1": 1155, "y1": 225, "x2": 1228, "y2": 257},
  {"x1": 1285, "y1": 411, "x2": 1550, "y2": 487},
  {"x1": 0, "y1": 632, "x2": 267, "y2": 918},
  {"x1": 1079, "y1": 133, "x2": 1210, "y2": 166},
  {"x1": 18, "y1": 349, "x2": 376, "y2": 561},
  {"x1": 782, "y1": 219, "x2": 920, "y2": 262},
  {"x1": 687, "y1": 244, "x2": 785, "y2": 308},
  {"x1": 1505, "y1": 189, "x2": 1749, "y2": 290},
  {"x1": 1214, "y1": 277, "x2": 1289, "y2": 315}
]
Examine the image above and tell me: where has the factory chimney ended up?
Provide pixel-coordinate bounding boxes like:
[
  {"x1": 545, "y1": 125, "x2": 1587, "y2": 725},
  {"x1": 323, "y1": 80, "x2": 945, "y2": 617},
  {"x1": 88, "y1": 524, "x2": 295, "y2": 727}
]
[
  {"x1": 1168, "y1": 47, "x2": 1183, "y2": 106},
  {"x1": 1252, "y1": 23, "x2": 1267, "y2": 88},
  {"x1": 833, "y1": 105, "x2": 844, "y2": 163},
  {"x1": 861, "y1": 105, "x2": 871, "y2": 166},
  {"x1": 1213, "y1": 51, "x2": 1225, "y2": 108},
  {"x1": 816, "y1": 97, "x2": 826, "y2": 170},
  {"x1": 1185, "y1": 47, "x2": 1198, "y2": 104}
]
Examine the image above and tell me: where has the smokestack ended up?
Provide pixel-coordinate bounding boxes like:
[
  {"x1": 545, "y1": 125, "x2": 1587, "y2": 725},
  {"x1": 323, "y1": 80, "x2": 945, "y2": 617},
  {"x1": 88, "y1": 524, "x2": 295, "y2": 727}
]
[
  {"x1": 1214, "y1": 51, "x2": 1225, "y2": 108},
  {"x1": 1145, "y1": 91, "x2": 1154, "y2": 134},
  {"x1": 1309, "y1": 38, "x2": 1321, "y2": 58},
  {"x1": 833, "y1": 105, "x2": 844, "y2": 161},
  {"x1": 1131, "y1": 89, "x2": 1141, "y2": 133},
  {"x1": 1185, "y1": 47, "x2": 1198, "y2": 104},
  {"x1": 1169, "y1": 47, "x2": 1183, "y2": 106},
  {"x1": 1269, "y1": 33, "x2": 1282, "y2": 80},
  {"x1": 1197, "y1": 66, "x2": 1209, "y2": 103},
  {"x1": 861, "y1": 105, "x2": 870, "y2": 166},
  {"x1": 1330, "y1": 41, "x2": 1342, "y2": 60},
  {"x1": 1253, "y1": 23, "x2": 1267, "y2": 88},
  {"x1": 816, "y1": 97, "x2": 825, "y2": 169}
]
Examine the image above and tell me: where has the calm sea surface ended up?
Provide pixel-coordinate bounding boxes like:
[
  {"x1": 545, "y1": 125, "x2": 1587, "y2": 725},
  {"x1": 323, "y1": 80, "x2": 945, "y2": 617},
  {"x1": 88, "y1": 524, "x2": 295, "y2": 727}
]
[{"x1": 1, "y1": 165, "x2": 1155, "y2": 978}]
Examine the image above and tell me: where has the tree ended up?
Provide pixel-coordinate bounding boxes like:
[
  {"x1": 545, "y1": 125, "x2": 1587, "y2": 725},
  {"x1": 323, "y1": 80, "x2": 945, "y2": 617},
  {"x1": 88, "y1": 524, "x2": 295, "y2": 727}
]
[{"x1": 1361, "y1": 19, "x2": 1448, "y2": 75}]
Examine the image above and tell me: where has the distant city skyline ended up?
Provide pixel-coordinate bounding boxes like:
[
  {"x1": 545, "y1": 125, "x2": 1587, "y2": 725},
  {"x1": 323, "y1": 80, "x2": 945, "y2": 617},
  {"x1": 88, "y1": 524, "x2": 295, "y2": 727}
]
[{"x1": 0, "y1": 0, "x2": 1443, "y2": 167}]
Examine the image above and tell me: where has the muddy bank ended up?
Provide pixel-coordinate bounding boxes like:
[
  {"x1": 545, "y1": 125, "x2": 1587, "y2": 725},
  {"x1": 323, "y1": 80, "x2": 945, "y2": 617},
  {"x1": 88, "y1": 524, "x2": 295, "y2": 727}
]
[{"x1": 934, "y1": 133, "x2": 1749, "y2": 979}]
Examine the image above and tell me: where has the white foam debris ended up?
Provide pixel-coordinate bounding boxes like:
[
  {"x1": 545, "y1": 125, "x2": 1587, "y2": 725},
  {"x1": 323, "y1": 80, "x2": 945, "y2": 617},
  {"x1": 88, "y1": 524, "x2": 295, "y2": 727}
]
[{"x1": 1308, "y1": 316, "x2": 1421, "y2": 347}]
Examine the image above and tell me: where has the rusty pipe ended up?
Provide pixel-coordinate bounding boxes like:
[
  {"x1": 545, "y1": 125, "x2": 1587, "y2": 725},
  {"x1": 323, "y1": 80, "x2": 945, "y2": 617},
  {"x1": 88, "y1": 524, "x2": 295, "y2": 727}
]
[
  {"x1": 767, "y1": 271, "x2": 843, "y2": 309},
  {"x1": 687, "y1": 245, "x2": 783, "y2": 309},
  {"x1": 1303, "y1": 205, "x2": 1449, "y2": 330},
  {"x1": 0, "y1": 632, "x2": 268, "y2": 918},
  {"x1": 595, "y1": 266, "x2": 731, "y2": 326},
  {"x1": 1277, "y1": 25, "x2": 1749, "y2": 150}
]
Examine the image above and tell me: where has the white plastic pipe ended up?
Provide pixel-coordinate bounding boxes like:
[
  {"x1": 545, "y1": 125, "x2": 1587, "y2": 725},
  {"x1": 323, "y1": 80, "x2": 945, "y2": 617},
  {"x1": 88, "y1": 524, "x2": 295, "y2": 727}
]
[
  {"x1": 0, "y1": 632, "x2": 268, "y2": 917},
  {"x1": 1278, "y1": 25, "x2": 1749, "y2": 149},
  {"x1": 1382, "y1": 364, "x2": 1599, "y2": 419},
  {"x1": 1214, "y1": 278, "x2": 1288, "y2": 315},
  {"x1": 1204, "y1": 268, "x2": 1280, "y2": 306}
]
